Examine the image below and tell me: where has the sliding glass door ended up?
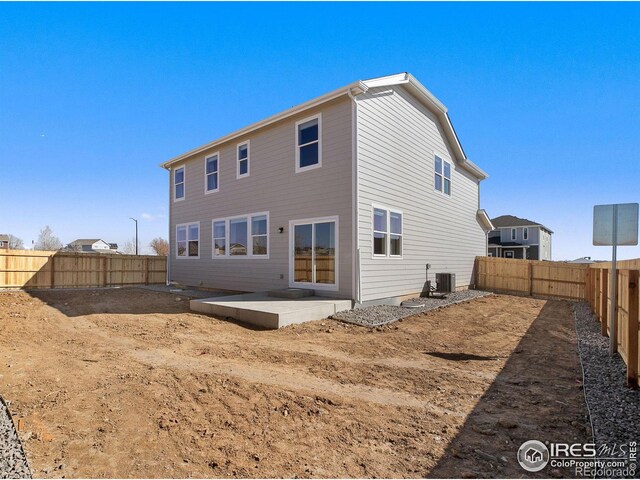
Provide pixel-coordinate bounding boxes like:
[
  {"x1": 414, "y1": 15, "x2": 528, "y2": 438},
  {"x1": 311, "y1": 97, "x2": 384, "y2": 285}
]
[{"x1": 291, "y1": 217, "x2": 338, "y2": 290}]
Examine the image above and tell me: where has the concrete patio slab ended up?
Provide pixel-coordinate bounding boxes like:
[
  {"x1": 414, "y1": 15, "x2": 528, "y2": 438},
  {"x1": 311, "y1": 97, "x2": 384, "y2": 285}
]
[{"x1": 190, "y1": 292, "x2": 352, "y2": 329}]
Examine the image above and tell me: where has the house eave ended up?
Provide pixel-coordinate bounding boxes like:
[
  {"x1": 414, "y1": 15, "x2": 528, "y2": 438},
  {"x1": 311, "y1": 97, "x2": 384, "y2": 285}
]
[{"x1": 160, "y1": 81, "x2": 363, "y2": 169}]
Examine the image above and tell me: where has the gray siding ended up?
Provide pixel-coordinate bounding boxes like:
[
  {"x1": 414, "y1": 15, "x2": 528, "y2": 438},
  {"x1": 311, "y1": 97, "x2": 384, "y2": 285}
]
[
  {"x1": 356, "y1": 85, "x2": 486, "y2": 302},
  {"x1": 169, "y1": 97, "x2": 354, "y2": 298},
  {"x1": 499, "y1": 226, "x2": 540, "y2": 245}
]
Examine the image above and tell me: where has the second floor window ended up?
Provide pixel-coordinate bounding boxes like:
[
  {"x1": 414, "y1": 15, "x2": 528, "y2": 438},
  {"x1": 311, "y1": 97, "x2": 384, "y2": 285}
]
[
  {"x1": 523, "y1": 227, "x2": 528, "y2": 240},
  {"x1": 511, "y1": 228, "x2": 517, "y2": 241},
  {"x1": 237, "y1": 142, "x2": 249, "y2": 178},
  {"x1": 174, "y1": 166, "x2": 185, "y2": 201},
  {"x1": 205, "y1": 154, "x2": 219, "y2": 193},
  {"x1": 296, "y1": 115, "x2": 321, "y2": 172},
  {"x1": 434, "y1": 155, "x2": 451, "y2": 196}
]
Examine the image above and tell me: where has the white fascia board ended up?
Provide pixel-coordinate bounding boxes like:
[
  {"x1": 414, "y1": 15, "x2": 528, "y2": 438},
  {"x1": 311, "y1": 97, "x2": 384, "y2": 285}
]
[
  {"x1": 364, "y1": 72, "x2": 488, "y2": 181},
  {"x1": 476, "y1": 209, "x2": 494, "y2": 232},
  {"x1": 160, "y1": 81, "x2": 362, "y2": 169}
]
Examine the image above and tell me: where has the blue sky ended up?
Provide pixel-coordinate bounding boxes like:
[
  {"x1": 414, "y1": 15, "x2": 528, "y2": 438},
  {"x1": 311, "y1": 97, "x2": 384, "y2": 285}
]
[{"x1": 1, "y1": 2, "x2": 638, "y2": 259}]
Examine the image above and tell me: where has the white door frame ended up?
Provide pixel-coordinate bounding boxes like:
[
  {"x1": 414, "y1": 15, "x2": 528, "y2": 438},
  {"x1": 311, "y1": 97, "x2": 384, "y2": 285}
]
[{"x1": 288, "y1": 216, "x2": 339, "y2": 292}]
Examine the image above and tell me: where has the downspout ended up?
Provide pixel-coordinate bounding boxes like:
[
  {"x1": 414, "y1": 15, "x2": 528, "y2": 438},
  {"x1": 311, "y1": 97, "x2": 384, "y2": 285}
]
[
  {"x1": 166, "y1": 166, "x2": 172, "y2": 286},
  {"x1": 347, "y1": 88, "x2": 362, "y2": 305}
]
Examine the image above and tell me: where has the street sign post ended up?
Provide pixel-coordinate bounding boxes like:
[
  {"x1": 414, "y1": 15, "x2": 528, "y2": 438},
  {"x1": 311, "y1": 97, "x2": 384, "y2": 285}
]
[{"x1": 593, "y1": 203, "x2": 639, "y2": 356}]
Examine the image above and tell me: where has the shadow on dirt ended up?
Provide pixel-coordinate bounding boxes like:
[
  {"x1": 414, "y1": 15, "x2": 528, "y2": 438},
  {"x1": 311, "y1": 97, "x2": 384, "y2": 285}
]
[
  {"x1": 424, "y1": 352, "x2": 501, "y2": 361},
  {"x1": 427, "y1": 300, "x2": 590, "y2": 479},
  {"x1": 23, "y1": 287, "x2": 268, "y2": 331}
]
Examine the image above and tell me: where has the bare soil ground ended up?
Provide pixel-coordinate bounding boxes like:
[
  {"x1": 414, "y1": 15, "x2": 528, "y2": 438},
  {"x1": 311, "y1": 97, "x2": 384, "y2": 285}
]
[{"x1": 0, "y1": 288, "x2": 589, "y2": 478}]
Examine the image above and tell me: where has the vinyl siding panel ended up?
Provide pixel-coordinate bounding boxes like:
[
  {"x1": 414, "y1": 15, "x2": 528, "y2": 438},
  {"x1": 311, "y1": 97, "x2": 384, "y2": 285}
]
[
  {"x1": 356, "y1": 85, "x2": 486, "y2": 302},
  {"x1": 169, "y1": 97, "x2": 353, "y2": 298}
]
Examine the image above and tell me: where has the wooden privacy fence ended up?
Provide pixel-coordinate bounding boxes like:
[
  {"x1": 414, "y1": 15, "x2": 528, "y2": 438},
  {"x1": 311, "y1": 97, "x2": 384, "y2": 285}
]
[
  {"x1": 474, "y1": 256, "x2": 588, "y2": 299},
  {"x1": 475, "y1": 256, "x2": 640, "y2": 387},
  {"x1": 586, "y1": 261, "x2": 639, "y2": 388},
  {"x1": 0, "y1": 249, "x2": 167, "y2": 289}
]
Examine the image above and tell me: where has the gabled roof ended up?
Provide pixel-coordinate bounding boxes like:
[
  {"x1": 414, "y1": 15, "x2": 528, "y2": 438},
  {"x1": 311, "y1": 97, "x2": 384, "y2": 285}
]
[
  {"x1": 69, "y1": 238, "x2": 103, "y2": 245},
  {"x1": 0, "y1": 234, "x2": 9, "y2": 242},
  {"x1": 160, "y1": 72, "x2": 488, "y2": 180},
  {"x1": 491, "y1": 215, "x2": 554, "y2": 234}
]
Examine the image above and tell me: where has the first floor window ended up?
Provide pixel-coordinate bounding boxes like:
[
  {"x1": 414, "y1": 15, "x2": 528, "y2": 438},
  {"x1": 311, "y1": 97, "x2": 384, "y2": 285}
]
[
  {"x1": 373, "y1": 207, "x2": 403, "y2": 257},
  {"x1": 434, "y1": 155, "x2": 451, "y2": 195},
  {"x1": 251, "y1": 215, "x2": 268, "y2": 255},
  {"x1": 177, "y1": 222, "x2": 199, "y2": 258},
  {"x1": 230, "y1": 218, "x2": 248, "y2": 255},
  {"x1": 212, "y1": 212, "x2": 269, "y2": 258},
  {"x1": 213, "y1": 221, "x2": 226, "y2": 256},
  {"x1": 373, "y1": 208, "x2": 387, "y2": 255}
]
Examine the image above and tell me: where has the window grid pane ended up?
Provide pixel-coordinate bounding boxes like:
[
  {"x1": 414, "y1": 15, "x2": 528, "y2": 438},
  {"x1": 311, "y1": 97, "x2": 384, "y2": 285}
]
[
  {"x1": 435, "y1": 156, "x2": 442, "y2": 174},
  {"x1": 390, "y1": 212, "x2": 402, "y2": 235}
]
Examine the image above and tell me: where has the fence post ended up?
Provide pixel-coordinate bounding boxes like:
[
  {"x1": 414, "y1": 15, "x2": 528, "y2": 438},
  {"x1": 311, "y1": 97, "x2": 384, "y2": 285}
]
[
  {"x1": 144, "y1": 257, "x2": 150, "y2": 285},
  {"x1": 628, "y1": 270, "x2": 639, "y2": 388},
  {"x1": 50, "y1": 253, "x2": 56, "y2": 288},
  {"x1": 601, "y1": 269, "x2": 609, "y2": 336},
  {"x1": 528, "y1": 261, "x2": 534, "y2": 296},
  {"x1": 585, "y1": 268, "x2": 591, "y2": 305},
  {"x1": 613, "y1": 270, "x2": 621, "y2": 354}
]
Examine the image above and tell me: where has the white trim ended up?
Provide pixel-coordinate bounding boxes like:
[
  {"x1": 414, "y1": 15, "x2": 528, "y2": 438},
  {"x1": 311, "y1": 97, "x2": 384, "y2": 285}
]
[
  {"x1": 211, "y1": 211, "x2": 270, "y2": 259},
  {"x1": 371, "y1": 204, "x2": 403, "y2": 259},
  {"x1": 173, "y1": 165, "x2": 185, "y2": 202},
  {"x1": 175, "y1": 221, "x2": 200, "y2": 259},
  {"x1": 236, "y1": 140, "x2": 250, "y2": 179},
  {"x1": 288, "y1": 215, "x2": 339, "y2": 292},
  {"x1": 295, "y1": 113, "x2": 322, "y2": 173},
  {"x1": 160, "y1": 73, "x2": 488, "y2": 181},
  {"x1": 204, "y1": 152, "x2": 220, "y2": 194}
]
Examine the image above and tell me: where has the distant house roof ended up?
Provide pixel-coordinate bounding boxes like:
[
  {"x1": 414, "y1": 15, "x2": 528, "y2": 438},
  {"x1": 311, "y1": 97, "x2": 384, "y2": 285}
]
[
  {"x1": 489, "y1": 238, "x2": 527, "y2": 247},
  {"x1": 568, "y1": 257, "x2": 605, "y2": 264},
  {"x1": 68, "y1": 239, "x2": 102, "y2": 245},
  {"x1": 109, "y1": 243, "x2": 118, "y2": 250},
  {"x1": 491, "y1": 215, "x2": 554, "y2": 234},
  {"x1": 0, "y1": 234, "x2": 9, "y2": 242}
]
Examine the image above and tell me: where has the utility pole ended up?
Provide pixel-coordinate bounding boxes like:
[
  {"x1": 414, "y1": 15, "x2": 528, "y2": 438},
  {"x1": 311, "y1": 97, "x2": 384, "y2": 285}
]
[{"x1": 130, "y1": 217, "x2": 138, "y2": 255}]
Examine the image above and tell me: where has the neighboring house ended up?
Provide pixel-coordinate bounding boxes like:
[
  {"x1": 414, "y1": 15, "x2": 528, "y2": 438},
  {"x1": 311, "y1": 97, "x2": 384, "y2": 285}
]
[
  {"x1": 488, "y1": 215, "x2": 553, "y2": 260},
  {"x1": 0, "y1": 234, "x2": 9, "y2": 250},
  {"x1": 568, "y1": 256, "x2": 604, "y2": 264},
  {"x1": 66, "y1": 239, "x2": 119, "y2": 253},
  {"x1": 161, "y1": 72, "x2": 493, "y2": 306}
]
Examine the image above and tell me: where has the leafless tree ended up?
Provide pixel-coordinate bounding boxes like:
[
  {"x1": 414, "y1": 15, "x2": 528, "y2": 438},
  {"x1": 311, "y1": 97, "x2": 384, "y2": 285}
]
[
  {"x1": 149, "y1": 237, "x2": 169, "y2": 256},
  {"x1": 7, "y1": 234, "x2": 24, "y2": 250},
  {"x1": 121, "y1": 237, "x2": 137, "y2": 255},
  {"x1": 34, "y1": 226, "x2": 62, "y2": 251}
]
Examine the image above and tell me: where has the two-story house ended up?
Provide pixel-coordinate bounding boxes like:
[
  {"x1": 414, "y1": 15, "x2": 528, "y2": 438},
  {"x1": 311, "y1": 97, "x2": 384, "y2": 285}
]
[
  {"x1": 488, "y1": 215, "x2": 553, "y2": 260},
  {"x1": 161, "y1": 73, "x2": 493, "y2": 306},
  {"x1": 66, "y1": 239, "x2": 119, "y2": 253}
]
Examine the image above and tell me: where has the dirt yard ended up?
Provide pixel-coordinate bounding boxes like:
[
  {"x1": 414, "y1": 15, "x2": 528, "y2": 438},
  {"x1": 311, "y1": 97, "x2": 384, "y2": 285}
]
[{"x1": 0, "y1": 288, "x2": 589, "y2": 478}]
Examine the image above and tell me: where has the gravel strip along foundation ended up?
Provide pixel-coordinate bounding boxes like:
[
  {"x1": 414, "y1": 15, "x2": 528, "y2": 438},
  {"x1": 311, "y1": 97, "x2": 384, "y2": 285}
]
[
  {"x1": 0, "y1": 397, "x2": 31, "y2": 479},
  {"x1": 332, "y1": 290, "x2": 492, "y2": 326},
  {"x1": 574, "y1": 302, "x2": 640, "y2": 464}
]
